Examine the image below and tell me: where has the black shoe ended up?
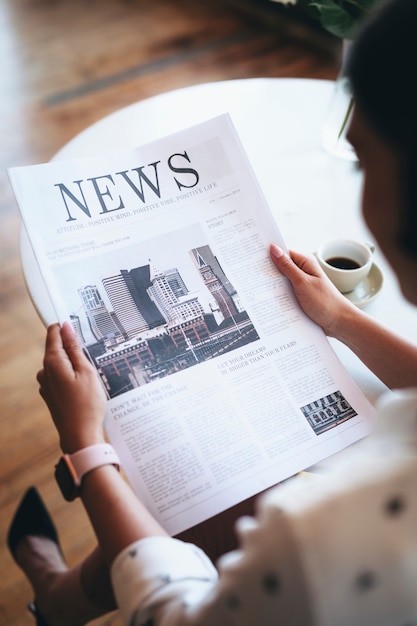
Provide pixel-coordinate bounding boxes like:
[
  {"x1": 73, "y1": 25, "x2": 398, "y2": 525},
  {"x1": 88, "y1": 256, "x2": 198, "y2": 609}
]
[
  {"x1": 7, "y1": 487, "x2": 61, "y2": 626},
  {"x1": 7, "y1": 487, "x2": 60, "y2": 560},
  {"x1": 28, "y1": 601, "x2": 50, "y2": 626}
]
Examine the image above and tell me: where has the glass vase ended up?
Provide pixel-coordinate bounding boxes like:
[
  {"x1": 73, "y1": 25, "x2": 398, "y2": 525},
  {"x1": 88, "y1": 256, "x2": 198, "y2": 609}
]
[{"x1": 322, "y1": 40, "x2": 357, "y2": 161}]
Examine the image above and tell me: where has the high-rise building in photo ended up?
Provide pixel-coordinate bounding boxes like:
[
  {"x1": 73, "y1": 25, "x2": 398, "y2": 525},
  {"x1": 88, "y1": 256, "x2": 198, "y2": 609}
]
[
  {"x1": 190, "y1": 245, "x2": 241, "y2": 320},
  {"x1": 147, "y1": 260, "x2": 204, "y2": 323},
  {"x1": 123, "y1": 265, "x2": 167, "y2": 328},
  {"x1": 78, "y1": 284, "x2": 124, "y2": 342},
  {"x1": 102, "y1": 272, "x2": 150, "y2": 339}
]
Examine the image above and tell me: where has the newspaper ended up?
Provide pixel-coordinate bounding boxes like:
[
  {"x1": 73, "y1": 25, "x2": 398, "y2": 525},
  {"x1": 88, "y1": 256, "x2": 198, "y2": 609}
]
[{"x1": 8, "y1": 114, "x2": 375, "y2": 535}]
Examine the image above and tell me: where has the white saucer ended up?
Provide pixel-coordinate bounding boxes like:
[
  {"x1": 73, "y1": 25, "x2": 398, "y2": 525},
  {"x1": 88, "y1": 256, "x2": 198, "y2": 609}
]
[{"x1": 345, "y1": 262, "x2": 383, "y2": 307}]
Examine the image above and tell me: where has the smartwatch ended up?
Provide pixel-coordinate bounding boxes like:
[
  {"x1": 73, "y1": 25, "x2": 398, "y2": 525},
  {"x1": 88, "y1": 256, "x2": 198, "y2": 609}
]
[{"x1": 55, "y1": 443, "x2": 120, "y2": 501}]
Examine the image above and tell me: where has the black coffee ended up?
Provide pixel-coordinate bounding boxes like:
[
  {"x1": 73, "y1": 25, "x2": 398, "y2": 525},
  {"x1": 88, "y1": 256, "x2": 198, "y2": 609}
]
[{"x1": 326, "y1": 256, "x2": 361, "y2": 270}]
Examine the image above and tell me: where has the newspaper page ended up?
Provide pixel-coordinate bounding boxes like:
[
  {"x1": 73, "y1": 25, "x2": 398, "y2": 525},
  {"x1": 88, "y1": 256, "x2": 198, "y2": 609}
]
[{"x1": 8, "y1": 114, "x2": 375, "y2": 535}]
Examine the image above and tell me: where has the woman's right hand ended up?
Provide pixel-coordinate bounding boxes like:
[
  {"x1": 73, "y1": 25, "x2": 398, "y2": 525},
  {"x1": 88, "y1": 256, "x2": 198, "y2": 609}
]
[
  {"x1": 37, "y1": 322, "x2": 107, "y2": 453},
  {"x1": 270, "y1": 243, "x2": 358, "y2": 337}
]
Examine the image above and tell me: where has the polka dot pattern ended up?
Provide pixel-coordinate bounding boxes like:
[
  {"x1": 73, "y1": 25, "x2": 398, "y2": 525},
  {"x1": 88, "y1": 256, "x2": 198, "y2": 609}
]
[{"x1": 262, "y1": 572, "x2": 281, "y2": 595}]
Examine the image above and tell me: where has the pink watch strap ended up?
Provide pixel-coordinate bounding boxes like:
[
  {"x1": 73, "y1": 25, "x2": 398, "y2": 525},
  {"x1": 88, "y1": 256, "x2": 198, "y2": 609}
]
[{"x1": 65, "y1": 443, "x2": 120, "y2": 486}]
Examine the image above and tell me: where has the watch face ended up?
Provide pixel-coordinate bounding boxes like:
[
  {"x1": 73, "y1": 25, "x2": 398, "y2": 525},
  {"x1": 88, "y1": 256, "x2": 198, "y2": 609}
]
[{"x1": 55, "y1": 457, "x2": 79, "y2": 502}]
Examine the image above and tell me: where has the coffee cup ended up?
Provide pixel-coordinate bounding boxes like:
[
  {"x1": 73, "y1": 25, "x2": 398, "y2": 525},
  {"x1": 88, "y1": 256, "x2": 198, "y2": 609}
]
[{"x1": 315, "y1": 239, "x2": 374, "y2": 293}]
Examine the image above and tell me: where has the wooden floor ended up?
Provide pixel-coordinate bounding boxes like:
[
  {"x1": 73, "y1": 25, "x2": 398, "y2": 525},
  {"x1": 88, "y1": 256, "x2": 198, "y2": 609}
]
[{"x1": 0, "y1": 1, "x2": 340, "y2": 624}]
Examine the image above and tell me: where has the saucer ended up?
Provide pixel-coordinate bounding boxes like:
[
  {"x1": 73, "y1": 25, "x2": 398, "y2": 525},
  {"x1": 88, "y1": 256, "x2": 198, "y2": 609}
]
[{"x1": 344, "y1": 262, "x2": 383, "y2": 307}]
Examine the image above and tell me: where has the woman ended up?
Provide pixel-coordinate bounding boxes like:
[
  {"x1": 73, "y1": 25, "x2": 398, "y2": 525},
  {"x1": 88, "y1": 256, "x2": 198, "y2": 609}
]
[{"x1": 8, "y1": 0, "x2": 417, "y2": 624}]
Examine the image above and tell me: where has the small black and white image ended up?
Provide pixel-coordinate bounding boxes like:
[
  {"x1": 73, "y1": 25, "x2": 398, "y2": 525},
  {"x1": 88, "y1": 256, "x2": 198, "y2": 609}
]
[
  {"x1": 300, "y1": 391, "x2": 357, "y2": 435},
  {"x1": 53, "y1": 223, "x2": 259, "y2": 398}
]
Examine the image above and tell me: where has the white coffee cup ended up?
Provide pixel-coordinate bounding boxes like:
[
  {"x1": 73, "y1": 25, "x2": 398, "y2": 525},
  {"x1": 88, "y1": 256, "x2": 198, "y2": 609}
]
[{"x1": 315, "y1": 239, "x2": 374, "y2": 293}]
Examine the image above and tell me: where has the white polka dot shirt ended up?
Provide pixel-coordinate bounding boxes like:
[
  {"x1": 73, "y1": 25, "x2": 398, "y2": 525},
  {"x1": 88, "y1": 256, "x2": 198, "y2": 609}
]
[{"x1": 111, "y1": 389, "x2": 417, "y2": 626}]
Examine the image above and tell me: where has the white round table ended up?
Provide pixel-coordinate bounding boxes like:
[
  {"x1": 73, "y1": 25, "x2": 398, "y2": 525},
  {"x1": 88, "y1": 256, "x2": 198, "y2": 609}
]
[{"x1": 21, "y1": 78, "x2": 417, "y2": 404}]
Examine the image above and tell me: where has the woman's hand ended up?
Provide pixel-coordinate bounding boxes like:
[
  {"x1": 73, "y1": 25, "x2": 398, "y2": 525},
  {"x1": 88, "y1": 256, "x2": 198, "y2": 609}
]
[
  {"x1": 37, "y1": 322, "x2": 107, "y2": 453},
  {"x1": 270, "y1": 243, "x2": 357, "y2": 337}
]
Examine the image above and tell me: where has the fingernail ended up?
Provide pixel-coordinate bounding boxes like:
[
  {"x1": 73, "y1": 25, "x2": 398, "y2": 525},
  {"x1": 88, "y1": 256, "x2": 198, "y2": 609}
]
[
  {"x1": 62, "y1": 320, "x2": 76, "y2": 337},
  {"x1": 270, "y1": 243, "x2": 284, "y2": 258}
]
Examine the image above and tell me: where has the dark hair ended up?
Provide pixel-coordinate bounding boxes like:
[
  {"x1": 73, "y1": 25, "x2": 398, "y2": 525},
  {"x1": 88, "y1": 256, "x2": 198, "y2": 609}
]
[
  {"x1": 347, "y1": 0, "x2": 417, "y2": 147},
  {"x1": 346, "y1": 0, "x2": 417, "y2": 252}
]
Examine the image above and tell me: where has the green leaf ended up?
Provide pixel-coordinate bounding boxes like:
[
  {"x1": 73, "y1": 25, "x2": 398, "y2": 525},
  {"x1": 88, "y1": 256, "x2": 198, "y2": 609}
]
[
  {"x1": 308, "y1": 0, "x2": 355, "y2": 38},
  {"x1": 304, "y1": 0, "x2": 377, "y2": 38}
]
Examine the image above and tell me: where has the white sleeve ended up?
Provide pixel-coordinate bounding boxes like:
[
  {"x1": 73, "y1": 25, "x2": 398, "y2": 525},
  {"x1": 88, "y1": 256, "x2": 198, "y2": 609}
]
[
  {"x1": 110, "y1": 497, "x2": 316, "y2": 626},
  {"x1": 110, "y1": 536, "x2": 218, "y2": 625}
]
